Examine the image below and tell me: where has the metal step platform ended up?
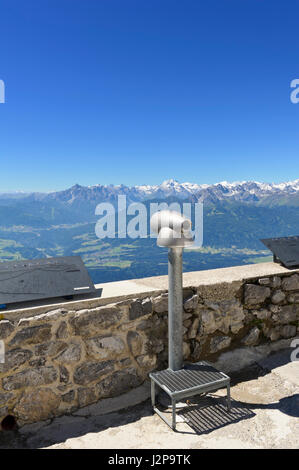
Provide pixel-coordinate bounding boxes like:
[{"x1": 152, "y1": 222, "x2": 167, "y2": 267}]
[{"x1": 149, "y1": 361, "x2": 231, "y2": 431}]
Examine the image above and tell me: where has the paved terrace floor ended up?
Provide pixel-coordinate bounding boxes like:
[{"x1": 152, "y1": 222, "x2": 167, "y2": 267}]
[{"x1": 0, "y1": 348, "x2": 298, "y2": 449}]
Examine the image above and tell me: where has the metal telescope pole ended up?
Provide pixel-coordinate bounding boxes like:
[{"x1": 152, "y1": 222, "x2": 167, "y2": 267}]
[{"x1": 168, "y1": 246, "x2": 183, "y2": 371}]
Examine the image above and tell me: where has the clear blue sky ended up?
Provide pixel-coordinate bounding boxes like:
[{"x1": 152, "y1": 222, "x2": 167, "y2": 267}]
[{"x1": 0, "y1": 0, "x2": 298, "y2": 192}]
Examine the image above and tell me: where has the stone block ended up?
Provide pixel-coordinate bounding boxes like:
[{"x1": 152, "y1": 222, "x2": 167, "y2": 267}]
[
  {"x1": 29, "y1": 357, "x2": 46, "y2": 367},
  {"x1": 69, "y1": 306, "x2": 123, "y2": 337},
  {"x1": 0, "y1": 320, "x2": 14, "y2": 339},
  {"x1": 55, "y1": 321, "x2": 68, "y2": 339},
  {"x1": 55, "y1": 343, "x2": 82, "y2": 363},
  {"x1": 183, "y1": 294, "x2": 199, "y2": 312},
  {"x1": 152, "y1": 294, "x2": 168, "y2": 313},
  {"x1": 271, "y1": 276, "x2": 282, "y2": 288},
  {"x1": 127, "y1": 331, "x2": 143, "y2": 356},
  {"x1": 258, "y1": 278, "x2": 270, "y2": 285},
  {"x1": 0, "y1": 391, "x2": 13, "y2": 407},
  {"x1": 97, "y1": 368, "x2": 142, "y2": 398},
  {"x1": 183, "y1": 341, "x2": 190, "y2": 359},
  {"x1": 242, "y1": 327, "x2": 260, "y2": 346},
  {"x1": 272, "y1": 304, "x2": 299, "y2": 324},
  {"x1": 136, "y1": 354, "x2": 157, "y2": 372},
  {"x1": 2, "y1": 366, "x2": 57, "y2": 391},
  {"x1": 200, "y1": 309, "x2": 217, "y2": 335},
  {"x1": 73, "y1": 360, "x2": 114, "y2": 386},
  {"x1": 77, "y1": 387, "x2": 97, "y2": 407},
  {"x1": 252, "y1": 308, "x2": 271, "y2": 320},
  {"x1": 59, "y1": 365, "x2": 69, "y2": 384},
  {"x1": 199, "y1": 299, "x2": 244, "y2": 335},
  {"x1": 14, "y1": 388, "x2": 60, "y2": 422},
  {"x1": 244, "y1": 284, "x2": 271, "y2": 305},
  {"x1": 61, "y1": 390, "x2": 75, "y2": 403},
  {"x1": 34, "y1": 341, "x2": 68, "y2": 357},
  {"x1": 86, "y1": 335, "x2": 125, "y2": 359},
  {"x1": 188, "y1": 318, "x2": 200, "y2": 339},
  {"x1": 210, "y1": 335, "x2": 231, "y2": 353},
  {"x1": 281, "y1": 274, "x2": 299, "y2": 291},
  {"x1": 0, "y1": 348, "x2": 32, "y2": 373},
  {"x1": 280, "y1": 325, "x2": 297, "y2": 339},
  {"x1": 262, "y1": 325, "x2": 281, "y2": 341},
  {"x1": 129, "y1": 298, "x2": 152, "y2": 320},
  {"x1": 271, "y1": 290, "x2": 286, "y2": 304},
  {"x1": 288, "y1": 293, "x2": 299, "y2": 303},
  {"x1": 9, "y1": 324, "x2": 52, "y2": 347}
]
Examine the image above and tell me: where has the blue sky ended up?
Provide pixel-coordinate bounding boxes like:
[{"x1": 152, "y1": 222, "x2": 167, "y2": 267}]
[{"x1": 0, "y1": 0, "x2": 298, "y2": 192}]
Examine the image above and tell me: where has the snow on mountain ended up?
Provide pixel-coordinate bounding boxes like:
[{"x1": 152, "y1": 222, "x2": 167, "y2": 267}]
[{"x1": 1, "y1": 179, "x2": 299, "y2": 205}]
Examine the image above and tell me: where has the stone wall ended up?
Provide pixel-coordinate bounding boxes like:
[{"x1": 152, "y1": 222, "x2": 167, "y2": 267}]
[{"x1": 0, "y1": 269, "x2": 298, "y2": 428}]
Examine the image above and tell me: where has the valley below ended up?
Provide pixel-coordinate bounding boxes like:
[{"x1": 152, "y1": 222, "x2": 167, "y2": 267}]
[{"x1": 0, "y1": 179, "x2": 298, "y2": 283}]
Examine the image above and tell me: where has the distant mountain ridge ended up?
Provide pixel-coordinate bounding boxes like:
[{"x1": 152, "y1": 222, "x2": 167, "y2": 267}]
[
  {"x1": 0, "y1": 179, "x2": 298, "y2": 283},
  {"x1": 2, "y1": 178, "x2": 299, "y2": 206}
]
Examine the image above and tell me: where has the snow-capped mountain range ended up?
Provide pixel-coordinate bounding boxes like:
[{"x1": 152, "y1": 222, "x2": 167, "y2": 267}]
[{"x1": 1, "y1": 178, "x2": 299, "y2": 206}]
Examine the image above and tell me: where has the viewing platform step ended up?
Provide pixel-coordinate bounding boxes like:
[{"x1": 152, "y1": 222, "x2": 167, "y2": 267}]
[{"x1": 149, "y1": 361, "x2": 231, "y2": 430}]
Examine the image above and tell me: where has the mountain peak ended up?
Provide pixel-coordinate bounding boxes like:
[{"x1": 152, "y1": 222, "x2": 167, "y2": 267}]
[
  {"x1": 161, "y1": 179, "x2": 180, "y2": 186},
  {"x1": 3, "y1": 178, "x2": 298, "y2": 207}
]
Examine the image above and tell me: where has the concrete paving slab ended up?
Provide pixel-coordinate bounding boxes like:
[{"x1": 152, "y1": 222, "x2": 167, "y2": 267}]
[{"x1": 257, "y1": 348, "x2": 299, "y2": 388}]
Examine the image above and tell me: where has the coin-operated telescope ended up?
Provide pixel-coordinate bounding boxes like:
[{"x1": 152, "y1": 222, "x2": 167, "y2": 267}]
[
  {"x1": 150, "y1": 210, "x2": 194, "y2": 371},
  {"x1": 150, "y1": 210, "x2": 194, "y2": 248}
]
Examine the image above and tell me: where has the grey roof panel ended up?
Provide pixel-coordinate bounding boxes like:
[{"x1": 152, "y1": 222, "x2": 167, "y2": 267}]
[
  {"x1": 0, "y1": 256, "x2": 96, "y2": 305},
  {"x1": 260, "y1": 236, "x2": 299, "y2": 268}
]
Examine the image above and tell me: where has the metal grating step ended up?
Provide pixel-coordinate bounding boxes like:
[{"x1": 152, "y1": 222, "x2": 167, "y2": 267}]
[
  {"x1": 150, "y1": 361, "x2": 231, "y2": 431},
  {"x1": 150, "y1": 361, "x2": 229, "y2": 393}
]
